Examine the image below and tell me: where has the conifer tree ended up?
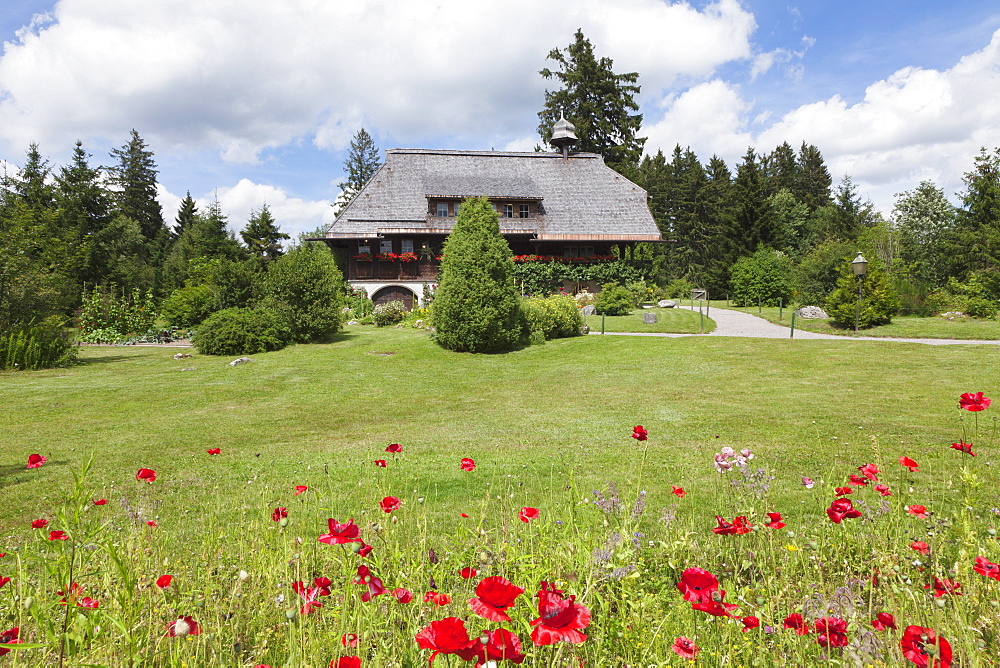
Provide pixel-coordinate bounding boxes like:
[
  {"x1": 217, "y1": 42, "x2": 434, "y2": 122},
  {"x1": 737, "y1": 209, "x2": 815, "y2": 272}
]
[
  {"x1": 56, "y1": 141, "x2": 112, "y2": 290},
  {"x1": 953, "y1": 147, "x2": 1000, "y2": 276},
  {"x1": 794, "y1": 143, "x2": 833, "y2": 212},
  {"x1": 108, "y1": 130, "x2": 166, "y2": 242},
  {"x1": 174, "y1": 192, "x2": 198, "y2": 239},
  {"x1": 434, "y1": 197, "x2": 524, "y2": 353},
  {"x1": 335, "y1": 129, "x2": 381, "y2": 212},
  {"x1": 241, "y1": 204, "x2": 289, "y2": 264}
]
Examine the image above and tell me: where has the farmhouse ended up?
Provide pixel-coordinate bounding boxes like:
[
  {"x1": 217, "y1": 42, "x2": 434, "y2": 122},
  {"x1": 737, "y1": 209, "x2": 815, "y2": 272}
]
[{"x1": 322, "y1": 122, "x2": 661, "y2": 308}]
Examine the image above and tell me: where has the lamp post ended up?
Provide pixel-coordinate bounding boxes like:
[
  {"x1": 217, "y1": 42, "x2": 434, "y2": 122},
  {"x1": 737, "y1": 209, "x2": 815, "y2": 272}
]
[{"x1": 852, "y1": 252, "x2": 868, "y2": 333}]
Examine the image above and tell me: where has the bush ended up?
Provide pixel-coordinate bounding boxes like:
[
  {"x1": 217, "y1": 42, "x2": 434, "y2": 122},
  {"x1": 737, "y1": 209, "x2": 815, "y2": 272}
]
[
  {"x1": 345, "y1": 286, "x2": 374, "y2": 319},
  {"x1": 792, "y1": 240, "x2": 856, "y2": 306},
  {"x1": 826, "y1": 260, "x2": 899, "y2": 329},
  {"x1": 662, "y1": 278, "x2": 695, "y2": 300},
  {"x1": 966, "y1": 296, "x2": 998, "y2": 319},
  {"x1": 160, "y1": 285, "x2": 216, "y2": 329},
  {"x1": 434, "y1": 197, "x2": 524, "y2": 353},
  {"x1": 521, "y1": 294, "x2": 583, "y2": 340},
  {"x1": 78, "y1": 285, "x2": 157, "y2": 339},
  {"x1": 261, "y1": 245, "x2": 344, "y2": 342},
  {"x1": 0, "y1": 317, "x2": 77, "y2": 370},
  {"x1": 372, "y1": 301, "x2": 408, "y2": 327},
  {"x1": 594, "y1": 283, "x2": 634, "y2": 316},
  {"x1": 730, "y1": 248, "x2": 793, "y2": 307},
  {"x1": 191, "y1": 307, "x2": 292, "y2": 356}
]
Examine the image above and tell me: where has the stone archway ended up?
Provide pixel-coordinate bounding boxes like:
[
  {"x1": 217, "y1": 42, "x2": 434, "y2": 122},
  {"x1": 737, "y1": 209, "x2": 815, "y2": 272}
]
[{"x1": 371, "y1": 285, "x2": 416, "y2": 311}]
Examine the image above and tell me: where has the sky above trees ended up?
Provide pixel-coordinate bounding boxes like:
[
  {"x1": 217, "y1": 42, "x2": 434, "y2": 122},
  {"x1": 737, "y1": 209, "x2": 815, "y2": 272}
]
[{"x1": 0, "y1": 0, "x2": 998, "y2": 238}]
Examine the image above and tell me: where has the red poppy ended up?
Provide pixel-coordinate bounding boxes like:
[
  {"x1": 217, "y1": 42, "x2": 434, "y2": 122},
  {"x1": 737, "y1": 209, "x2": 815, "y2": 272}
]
[
  {"x1": 77, "y1": 597, "x2": 99, "y2": 609},
  {"x1": 847, "y1": 474, "x2": 869, "y2": 486},
  {"x1": 950, "y1": 441, "x2": 976, "y2": 456},
  {"x1": 835, "y1": 486, "x2": 853, "y2": 495},
  {"x1": 814, "y1": 617, "x2": 848, "y2": 647},
  {"x1": 672, "y1": 636, "x2": 700, "y2": 659},
  {"x1": 519, "y1": 507, "x2": 539, "y2": 523},
  {"x1": 874, "y1": 484, "x2": 892, "y2": 496},
  {"x1": 672, "y1": 485, "x2": 686, "y2": 497},
  {"x1": 907, "y1": 505, "x2": 929, "y2": 519},
  {"x1": 858, "y1": 463, "x2": 880, "y2": 481},
  {"x1": 385, "y1": 443, "x2": 402, "y2": 453},
  {"x1": 764, "y1": 512, "x2": 786, "y2": 529},
  {"x1": 691, "y1": 597, "x2": 738, "y2": 617},
  {"x1": 206, "y1": 448, "x2": 221, "y2": 455},
  {"x1": 166, "y1": 616, "x2": 201, "y2": 637},
  {"x1": 783, "y1": 613, "x2": 811, "y2": 635},
  {"x1": 341, "y1": 633, "x2": 359, "y2": 648},
  {"x1": 318, "y1": 518, "x2": 362, "y2": 545},
  {"x1": 330, "y1": 658, "x2": 361, "y2": 668},
  {"x1": 271, "y1": 507, "x2": 288, "y2": 522},
  {"x1": 631, "y1": 425, "x2": 648, "y2": 441},
  {"x1": 529, "y1": 581, "x2": 590, "y2": 645},
  {"x1": 26, "y1": 454, "x2": 47, "y2": 469},
  {"x1": 374, "y1": 460, "x2": 387, "y2": 467},
  {"x1": 0, "y1": 577, "x2": 10, "y2": 588},
  {"x1": 899, "y1": 456, "x2": 920, "y2": 472},
  {"x1": 712, "y1": 515, "x2": 752, "y2": 535},
  {"x1": 156, "y1": 575, "x2": 172, "y2": 589},
  {"x1": 459, "y1": 567, "x2": 478, "y2": 579},
  {"x1": 356, "y1": 541, "x2": 373, "y2": 557},
  {"x1": 380, "y1": 496, "x2": 401, "y2": 513},
  {"x1": 136, "y1": 468, "x2": 157, "y2": 483},
  {"x1": 392, "y1": 587, "x2": 413, "y2": 603},
  {"x1": 460, "y1": 513, "x2": 469, "y2": 518},
  {"x1": 355, "y1": 565, "x2": 385, "y2": 602},
  {"x1": 292, "y1": 580, "x2": 327, "y2": 615},
  {"x1": 294, "y1": 485, "x2": 308, "y2": 495},
  {"x1": 470, "y1": 576, "x2": 524, "y2": 622},
  {"x1": 0, "y1": 627, "x2": 19, "y2": 656},
  {"x1": 925, "y1": 577, "x2": 961, "y2": 597},
  {"x1": 146, "y1": 521, "x2": 158, "y2": 527},
  {"x1": 31, "y1": 519, "x2": 48, "y2": 529},
  {"x1": 424, "y1": 591, "x2": 451, "y2": 606},
  {"x1": 415, "y1": 617, "x2": 477, "y2": 664},
  {"x1": 871, "y1": 612, "x2": 896, "y2": 631},
  {"x1": 676, "y1": 568, "x2": 720, "y2": 603},
  {"x1": 900, "y1": 625, "x2": 951, "y2": 667},
  {"x1": 959, "y1": 391, "x2": 991, "y2": 411},
  {"x1": 741, "y1": 616, "x2": 760, "y2": 632},
  {"x1": 93, "y1": 499, "x2": 107, "y2": 505},
  {"x1": 460, "y1": 457, "x2": 476, "y2": 472},
  {"x1": 910, "y1": 541, "x2": 930, "y2": 555},
  {"x1": 474, "y1": 628, "x2": 526, "y2": 665},
  {"x1": 973, "y1": 556, "x2": 1000, "y2": 580},
  {"x1": 826, "y1": 498, "x2": 862, "y2": 524}
]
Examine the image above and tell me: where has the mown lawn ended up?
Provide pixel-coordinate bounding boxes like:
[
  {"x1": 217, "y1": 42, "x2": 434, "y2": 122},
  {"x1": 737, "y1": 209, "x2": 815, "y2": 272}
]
[{"x1": 581, "y1": 306, "x2": 715, "y2": 334}]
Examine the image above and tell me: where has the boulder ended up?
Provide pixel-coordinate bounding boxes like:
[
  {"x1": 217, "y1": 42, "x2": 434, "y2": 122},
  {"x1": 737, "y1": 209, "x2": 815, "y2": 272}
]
[
  {"x1": 642, "y1": 313, "x2": 658, "y2": 324},
  {"x1": 229, "y1": 357, "x2": 254, "y2": 366},
  {"x1": 796, "y1": 306, "x2": 828, "y2": 319},
  {"x1": 658, "y1": 300, "x2": 676, "y2": 308}
]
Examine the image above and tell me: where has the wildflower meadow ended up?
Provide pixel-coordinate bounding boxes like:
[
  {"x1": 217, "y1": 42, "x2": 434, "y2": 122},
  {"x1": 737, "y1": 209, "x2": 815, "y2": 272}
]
[{"x1": 2, "y1": 334, "x2": 1000, "y2": 666}]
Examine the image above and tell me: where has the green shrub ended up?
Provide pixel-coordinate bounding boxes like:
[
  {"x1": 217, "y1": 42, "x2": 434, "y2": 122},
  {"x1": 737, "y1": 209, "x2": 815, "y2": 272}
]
[
  {"x1": 730, "y1": 248, "x2": 793, "y2": 307},
  {"x1": 346, "y1": 286, "x2": 374, "y2": 319},
  {"x1": 0, "y1": 317, "x2": 77, "y2": 370},
  {"x1": 521, "y1": 298, "x2": 554, "y2": 338},
  {"x1": 261, "y1": 245, "x2": 344, "y2": 342},
  {"x1": 662, "y1": 278, "x2": 695, "y2": 300},
  {"x1": 826, "y1": 260, "x2": 899, "y2": 329},
  {"x1": 191, "y1": 307, "x2": 292, "y2": 356},
  {"x1": 78, "y1": 285, "x2": 157, "y2": 338},
  {"x1": 594, "y1": 283, "x2": 634, "y2": 316},
  {"x1": 160, "y1": 285, "x2": 216, "y2": 329},
  {"x1": 966, "y1": 296, "x2": 998, "y2": 319},
  {"x1": 542, "y1": 294, "x2": 583, "y2": 338},
  {"x1": 434, "y1": 197, "x2": 524, "y2": 353},
  {"x1": 372, "y1": 300, "x2": 408, "y2": 327}
]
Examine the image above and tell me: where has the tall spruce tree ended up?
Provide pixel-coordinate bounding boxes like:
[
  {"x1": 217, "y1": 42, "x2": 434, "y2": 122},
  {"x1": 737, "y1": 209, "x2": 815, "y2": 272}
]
[
  {"x1": 953, "y1": 147, "x2": 1000, "y2": 276},
  {"x1": 6, "y1": 143, "x2": 56, "y2": 212},
  {"x1": 109, "y1": 130, "x2": 166, "y2": 242},
  {"x1": 764, "y1": 141, "x2": 798, "y2": 195},
  {"x1": 335, "y1": 129, "x2": 381, "y2": 213},
  {"x1": 794, "y1": 143, "x2": 833, "y2": 212},
  {"x1": 174, "y1": 192, "x2": 198, "y2": 240},
  {"x1": 56, "y1": 141, "x2": 112, "y2": 290},
  {"x1": 537, "y1": 29, "x2": 645, "y2": 173},
  {"x1": 732, "y1": 148, "x2": 771, "y2": 253},
  {"x1": 703, "y1": 156, "x2": 737, "y2": 293},
  {"x1": 241, "y1": 204, "x2": 289, "y2": 264},
  {"x1": 434, "y1": 197, "x2": 524, "y2": 353}
]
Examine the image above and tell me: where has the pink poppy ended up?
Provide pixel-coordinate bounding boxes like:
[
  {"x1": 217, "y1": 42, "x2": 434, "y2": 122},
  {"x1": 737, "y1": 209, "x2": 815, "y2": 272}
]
[
  {"x1": 460, "y1": 458, "x2": 476, "y2": 472},
  {"x1": 801, "y1": 476, "x2": 815, "y2": 489},
  {"x1": 355, "y1": 565, "x2": 385, "y2": 602},
  {"x1": 77, "y1": 597, "x2": 99, "y2": 609},
  {"x1": 318, "y1": 518, "x2": 361, "y2": 545},
  {"x1": 631, "y1": 425, "x2": 648, "y2": 441},
  {"x1": 874, "y1": 484, "x2": 892, "y2": 496},
  {"x1": 858, "y1": 463, "x2": 880, "y2": 481},
  {"x1": 519, "y1": 507, "x2": 539, "y2": 523},
  {"x1": 341, "y1": 633, "x2": 359, "y2": 648},
  {"x1": 136, "y1": 468, "x2": 157, "y2": 483},
  {"x1": 475, "y1": 628, "x2": 526, "y2": 665},
  {"x1": 380, "y1": 496, "x2": 401, "y2": 513},
  {"x1": 392, "y1": 587, "x2": 413, "y2": 603},
  {"x1": 385, "y1": 443, "x2": 402, "y2": 453},
  {"x1": 271, "y1": 507, "x2": 288, "y2": 522},
  {"x1": 835, "y1": 486, "x2": 853, "y2": 496},
  {"x1": 672, "y1": 636, "x2": 699, "y2": 659},
  {"x1": 814, "y1": 617, "x2": 848, "y2": 647},
  {"x1": 925, "y1": 578, "x2": 961, "y2": 597},
  {"x1": 959, "y1": 392, "x2": 991, "y2": 411},
  {"x1": 26, "y1": 454, "x2": 47, "y2": 469},
  {"x1": 899, "y1": 456, "x2": 919, "y2": 472}
]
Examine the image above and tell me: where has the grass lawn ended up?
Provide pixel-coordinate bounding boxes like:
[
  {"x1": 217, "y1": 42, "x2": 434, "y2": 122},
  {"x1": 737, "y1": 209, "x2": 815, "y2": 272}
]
[
  {"x1": 718, "y1": 302, "x2": 1000, "y2": 339},
  {"x1": 3, "y1": 327, "x2": 999, "y2": 665},
  {"x1": 581, "y1": 306, "x2": 715, "y2": 333}
]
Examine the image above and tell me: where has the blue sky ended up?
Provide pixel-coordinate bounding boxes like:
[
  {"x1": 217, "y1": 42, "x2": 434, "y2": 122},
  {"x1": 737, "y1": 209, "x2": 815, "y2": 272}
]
[{"x1": 1, "y1": 0, "x2": 999, "y2": 238}]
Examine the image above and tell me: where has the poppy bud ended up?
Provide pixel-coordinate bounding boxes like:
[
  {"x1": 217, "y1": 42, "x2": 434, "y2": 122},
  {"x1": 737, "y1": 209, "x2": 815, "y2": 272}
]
[
  {"x1": 279, "y1": 518, "x2": 289, "y2": 528},
  {"x1": 350, "y1": 542, "x2": 363, "y2": 554},
  {"x1": 988, "y1": 528, "x2": 997, "y2": 536},
  {"x1": 195, "y1": 600, "x2": 205, "y2": 608},
  {"x1": 285, "y1": 610, "x2": 297, "y2": 620},
  {"x1": 755, "y1": 597, "x2": 765, "y2": 606},
  {"x1": 934, "y1": 598, "x2": 946, "y2": 609},
  {"x1": 23, "y1": 596, "x2": 33, "y2": 609}
]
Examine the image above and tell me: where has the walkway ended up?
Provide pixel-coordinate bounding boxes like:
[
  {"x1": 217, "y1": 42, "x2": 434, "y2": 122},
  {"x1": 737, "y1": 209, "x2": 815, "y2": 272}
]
[{"x1": 591, "y1": 306, "x2": 1000, "y2": 346}]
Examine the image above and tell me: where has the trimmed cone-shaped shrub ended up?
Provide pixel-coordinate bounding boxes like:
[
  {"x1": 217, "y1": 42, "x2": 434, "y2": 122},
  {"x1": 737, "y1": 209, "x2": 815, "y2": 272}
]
[
  {"x1": 826, "y1": 258, "x2": 900, "y2": 329},
  {"x1": 434, "y1": 197, "x2": 524, "y2": 353}
]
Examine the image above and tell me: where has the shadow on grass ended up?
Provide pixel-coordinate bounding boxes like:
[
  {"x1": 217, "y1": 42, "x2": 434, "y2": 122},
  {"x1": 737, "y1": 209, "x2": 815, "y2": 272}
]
[
  {"x1": 76, "y1": 354, "x2": 137, "y2": 366},
  {"x1": 0, "y1": 460, "x2": 69, "y2": 490}
]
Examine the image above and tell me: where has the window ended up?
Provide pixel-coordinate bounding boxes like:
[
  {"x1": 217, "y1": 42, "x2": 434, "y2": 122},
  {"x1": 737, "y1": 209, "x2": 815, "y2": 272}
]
[
  {"x1": 436, "y1": 202, "x2": 448, "y2": 217},
  {"x1": 380, "y1": 240, "x2": 393, "y2": 254},
  {"x1": 454, "y1": 203, "x2": 462, "y2": 217},
  {"x1": 580, "y1": 246, "x2": 595, "y2": 257},
  {"x1": 357, "y1": 244, "x2": 370, "y2": 255},
  {"x1": 502, "y1": 204, "x2": 514, "y2": 218},
  {"x1": 519, "y1": 204, "x2": 530, "y2": 219},
  {"x1": 563, "y1": 246, "x2": 579, "y2": 258},
  {"x1": 401, "y1": 239, "x2": 414, "y2": 254}
]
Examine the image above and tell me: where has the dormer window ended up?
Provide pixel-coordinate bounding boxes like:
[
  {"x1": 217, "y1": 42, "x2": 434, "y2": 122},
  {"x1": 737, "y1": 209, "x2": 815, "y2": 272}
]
[
  {"x1": 519, "y1": 204, "x2": 530, "y2": 219},
  {"x1": 436, "y1": 202, "x2": 449, "y2": 217},
  {"x1": 501, "y1": 204, "x2": 514, "y2": 219}
]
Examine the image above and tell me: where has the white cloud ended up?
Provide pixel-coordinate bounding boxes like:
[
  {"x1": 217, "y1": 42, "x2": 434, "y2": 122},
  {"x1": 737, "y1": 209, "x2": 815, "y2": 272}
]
[{"x1": 643, "y1": 80, "x2": 754, "y2": 158}]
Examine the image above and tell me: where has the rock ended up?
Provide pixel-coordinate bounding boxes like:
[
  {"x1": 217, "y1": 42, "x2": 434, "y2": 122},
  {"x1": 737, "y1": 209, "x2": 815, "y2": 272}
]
[
  {"x1": 658, "y1": 300, "x2": 676, "y2": 308},
  {"x1": 796, "y1": 306, "x2": 828, "y2": 319},
  {"x1": 229, "y1": 357, "x2": 253, "y2": 366},
  {"x1": 347, "y1": 320, "x2": 360, "y2": 325},
  {"x1": 580, "y1": 305, "x2": 596, "y2": 316},
  {"x1": 643, "y1": 313, "x2": 658, "y2": 324},
  {"x1": 173, "y1": 352, "x2": 193, "y2": 359}
]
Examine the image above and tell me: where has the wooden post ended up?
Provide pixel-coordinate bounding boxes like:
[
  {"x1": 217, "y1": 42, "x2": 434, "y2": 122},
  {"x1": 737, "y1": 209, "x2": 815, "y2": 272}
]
[{"x1": 790, "y1": 310, "x2": 796, "y2": 338}]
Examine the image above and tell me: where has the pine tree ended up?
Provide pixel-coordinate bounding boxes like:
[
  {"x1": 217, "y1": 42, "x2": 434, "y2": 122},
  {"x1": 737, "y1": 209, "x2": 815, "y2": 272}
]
[
  {"x1": 55, "y1": 141, "x2": 113, "y2": 290},
  {"x1": 763, "y1": 141, "x2": 798, "y2": 195},
  {"x1": 335, "y1": 129, "x2": 381, "y2": 213},
  {"x1": 953, "y1": 147, "x2": 1000, "y2": 276},
  {"x1": 5, "y1": 143, "x2": 56, "y2": 212},
  {"x1": 174, "y1": 192, "x2": 198, "y2": 239},
  {"x1": 537, "y1": 29, "x2": 645, "y2": 173},
  {"x1": 108, "y1": 130, "x2": 166, "y2": 242},
  {"x1": 732, "y1": 148, "x2": 771, "y2": 252},
  {"x1": 794, "y1": 143, "x2": 833, "y2": 212},
  {"x1": 434, "y1": 197, "x2": 524, "y2": 353},
  {"x1": 241, "y1": 204, "x2": 290, "y2": 264}
]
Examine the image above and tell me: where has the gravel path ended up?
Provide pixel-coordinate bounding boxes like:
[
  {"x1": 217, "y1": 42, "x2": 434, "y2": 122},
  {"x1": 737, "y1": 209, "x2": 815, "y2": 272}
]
[{"x1": 591, "y1": 306, "x2": 1000, "y2": 346}]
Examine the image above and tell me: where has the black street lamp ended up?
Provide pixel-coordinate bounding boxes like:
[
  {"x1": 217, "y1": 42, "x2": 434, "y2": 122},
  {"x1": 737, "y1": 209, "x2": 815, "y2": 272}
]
[{"x1": 852, "y1": 252, "x2": 868, "y2": 333}]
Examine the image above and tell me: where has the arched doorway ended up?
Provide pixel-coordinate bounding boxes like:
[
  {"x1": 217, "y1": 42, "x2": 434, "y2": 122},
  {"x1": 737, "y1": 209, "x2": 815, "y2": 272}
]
[{"x1": 371, "y1": 286, "x2": 416, "y2": 311}]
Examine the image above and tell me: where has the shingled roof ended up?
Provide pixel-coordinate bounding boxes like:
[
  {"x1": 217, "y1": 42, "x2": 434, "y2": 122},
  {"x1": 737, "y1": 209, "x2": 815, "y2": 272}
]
[{"x1": 325, "y1": 149, "x2": 660, "y2": 241}]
